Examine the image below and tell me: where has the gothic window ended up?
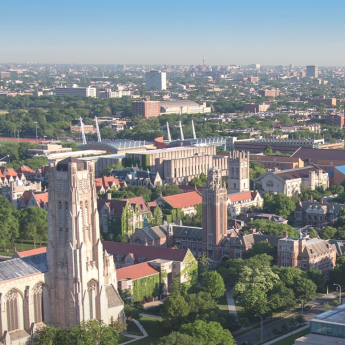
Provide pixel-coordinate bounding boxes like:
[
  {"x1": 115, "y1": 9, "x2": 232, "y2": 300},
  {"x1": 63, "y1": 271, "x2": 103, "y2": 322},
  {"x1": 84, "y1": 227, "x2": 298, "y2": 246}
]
[
  {"x1": 87, "y1": 280, "x2": 98, "y2": 320},
  {"x1": 78, "y1": 180, "x2": 82, "y2": 191},
  {"x1": 236, "y1": 167, "x2": 239, "y2": 178},
  {"x1": 33, "y1": 284, "x2": 44, "y2": 323},
  {"x1": 85, "y1": 202, "x2": 89, "y2": 226},
  {"x1": 80, "y1": 202, "x2": 83, "y2": 223},
  {"x1": 233, "y1": 183, "x2": 236, "y2": 189},
  {"x1": 57, "y1": 180, "x2": 61, "y2": 191},
  {"x1": 83, "y1": 180, "x2": 87, "y2": 190},
  {"x1": 65, "y1": 202, "x2": 69, "y2": 229},
  {"x1": 6, "y1": 290, "x2": 19, "y2": 332},
  {"x1": 266, "y1": 180, "x2": 274, "y2": 187},
  {"x1": 63, "y1": 180, "x2": 68, "y2": 192}
]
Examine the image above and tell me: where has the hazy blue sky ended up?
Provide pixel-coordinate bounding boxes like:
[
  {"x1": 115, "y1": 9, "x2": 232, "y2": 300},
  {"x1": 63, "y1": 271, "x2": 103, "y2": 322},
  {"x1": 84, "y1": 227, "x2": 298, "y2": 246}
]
[{"x1": 2, "y1": 0, "x2": 345, "y2": 65}]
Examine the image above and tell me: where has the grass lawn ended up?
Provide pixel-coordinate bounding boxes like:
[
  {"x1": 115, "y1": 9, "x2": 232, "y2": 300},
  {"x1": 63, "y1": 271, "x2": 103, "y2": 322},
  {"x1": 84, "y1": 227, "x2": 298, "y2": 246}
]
[
  {"x1": 270, "y1": 327, "x2": 310, "y2": 345},
  {"x1": 126, "y1": 321, "x2": 143, "y2": 336},
  {"x1": 0, "y1": 242, "x2": 47, "y2": 257},
  {"x1": 217, "y1": 293, "x2": 228, "y2": 311},
  {"x1": 130, "y1": 316, "x2": 167, "y2": 345},
  {"x1": 119, "y1": 335, "x2": 133, "y2": 343}
]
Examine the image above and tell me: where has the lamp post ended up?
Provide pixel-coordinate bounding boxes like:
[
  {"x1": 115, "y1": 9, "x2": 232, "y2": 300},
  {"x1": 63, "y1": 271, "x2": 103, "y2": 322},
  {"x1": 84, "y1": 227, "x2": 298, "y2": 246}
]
[
  {"x1": 254, "y1": 314, "x2": 263, "y2": 344},
  {"x1": 296, "y1": 299, "x2": 304, "y2": 314},
  {"x1": 334, "y1": 283, "x2": 342, "y2": 305},
  {"x1": 34, "y1": 121, "x2": 38, "y2": 145}
]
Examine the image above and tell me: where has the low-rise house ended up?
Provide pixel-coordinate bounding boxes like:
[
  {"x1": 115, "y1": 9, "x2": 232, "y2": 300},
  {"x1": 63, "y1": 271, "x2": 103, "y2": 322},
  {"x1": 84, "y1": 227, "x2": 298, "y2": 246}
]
[
  {"x1": 294, "y1": 200, "x2": 345, "y2": 228},
  {"x1": 117, "y1": 262, "x2": 161, "y2": 302},
  {"x1": 16, "y1": 165, "x2": 36, "y2": 180},
  {"x1": 277, "y1": 235, "x2": 336, "y2": 277},
  {"x1": 227, "y1": 191, "x2": 263, "y2": 218},
  {"x1": 1, "y1": 181, "x2": 42, "y2": 207},
  {"x1": 130, "y1": 222, "x2": 203, "y2": 257},
  {"x1": 156, "y1": 191, "x2": 202, "y2": 216},
  {"x1": 95, "y1": 176, "x2": 121, "y2": 194},
  {"x1": 17, "y1": 191, "x2": 48, "y2": 210},
  {"x1": 97, "y1": 195, "x2": 152, "y2": 237},
  {"x1": 102, "y1": 241, "x2": 198, "y2": 286},
  {"x1": 254, "y1": 164, "x2": 329, "y2": 196},
  {"x1": 112, "y1": 168, "x2": 162, "y2": 188}
]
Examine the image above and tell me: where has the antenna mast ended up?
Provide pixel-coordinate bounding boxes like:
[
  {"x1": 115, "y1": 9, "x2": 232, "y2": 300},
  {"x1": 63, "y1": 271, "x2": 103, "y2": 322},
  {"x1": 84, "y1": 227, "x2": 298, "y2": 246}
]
[
  {"x1": 94, "y1": 116, "x2": 102, "y2": 142},
  {"x1": 166, "y1": 121, "x2": 172, "y2": 142},
  {"x1": 80, "y1": 117, "x2": 87, "y2": 145},
  {"x1": 192, "y1": 119, "x2": 197, "y2": 139},
  {"x1": 179, "y1": 120, "x2": 184, "y2": 141}
]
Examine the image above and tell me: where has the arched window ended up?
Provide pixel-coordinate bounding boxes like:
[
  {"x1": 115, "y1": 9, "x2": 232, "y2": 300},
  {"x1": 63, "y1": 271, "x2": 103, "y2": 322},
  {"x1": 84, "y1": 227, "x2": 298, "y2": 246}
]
[
  {"x1": 87, "y1": 280, "x2": 98, "y2": 320},
  {"x1": 85, "y1": 202, "x2": 89, "y2": 226},
  {"x1": 233, "y1": 183, "x2": 236, "y2": 189},
  {"x1": 266, "y1": 180, "x2": 274, "y2": 187},
  {"x1": 6, "y1": 290, "x2": 19, "y2": 331},
  {"x1": 65, "y1": 202, "x2": 69, "y2": 242},
  {"x1": 32, "y1": 284, "x2": 44, "y2": 323}
]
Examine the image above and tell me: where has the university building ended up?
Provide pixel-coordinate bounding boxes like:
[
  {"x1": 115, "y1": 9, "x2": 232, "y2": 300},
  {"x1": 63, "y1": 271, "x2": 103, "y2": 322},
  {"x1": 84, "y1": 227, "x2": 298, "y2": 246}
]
[{"x1": 0, "y1": 158, "x2": 124, "y2": 344}]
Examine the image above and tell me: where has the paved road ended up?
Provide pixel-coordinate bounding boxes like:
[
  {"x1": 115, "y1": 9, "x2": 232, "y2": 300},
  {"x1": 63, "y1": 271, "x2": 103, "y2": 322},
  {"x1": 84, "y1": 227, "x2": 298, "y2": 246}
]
[{"x1": 235, "y1": 293, "x2": 337, "y2": 345}]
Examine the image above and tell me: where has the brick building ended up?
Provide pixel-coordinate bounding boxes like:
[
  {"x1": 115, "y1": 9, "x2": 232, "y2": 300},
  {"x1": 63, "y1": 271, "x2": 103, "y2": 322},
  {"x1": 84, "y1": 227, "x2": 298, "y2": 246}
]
[
  {"x1": 277, "y1": 236, "x2": 336, "y2": 278},
  {"x1": 131, "y1": 97, "x2": 161, "y2": 118}
]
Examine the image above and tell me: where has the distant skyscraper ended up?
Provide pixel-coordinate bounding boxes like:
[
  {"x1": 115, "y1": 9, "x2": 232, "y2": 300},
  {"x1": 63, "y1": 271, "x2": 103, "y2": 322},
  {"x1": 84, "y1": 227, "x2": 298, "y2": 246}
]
[
  {"x1": 145, "y1": 70, "x2": 167, "y2": 91},
  {"x1": 306, "y1": 65, "x2": 318, "y2": 78}
]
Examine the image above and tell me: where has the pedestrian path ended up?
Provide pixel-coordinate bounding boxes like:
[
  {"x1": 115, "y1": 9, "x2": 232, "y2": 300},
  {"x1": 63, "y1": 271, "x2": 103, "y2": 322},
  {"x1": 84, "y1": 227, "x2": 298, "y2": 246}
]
[
  {"x1": 226, "y1": 291, "x2": 237, "y2": 316},
  {"x1": 119, "y1": 320, "x2": 148, "y2": 345},
  {"x1": 262, "y1": 324, "x2": 309, "y2": 345},
  {"x1": 140, "y1": 312, "x2": 162, "y2": 319}
]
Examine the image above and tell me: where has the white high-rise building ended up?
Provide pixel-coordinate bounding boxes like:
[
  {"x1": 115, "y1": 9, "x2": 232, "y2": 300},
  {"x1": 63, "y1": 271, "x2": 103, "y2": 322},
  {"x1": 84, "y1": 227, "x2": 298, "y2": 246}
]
[{"x1": 145, "y1": 70, "x2": 167, "y2": 91}]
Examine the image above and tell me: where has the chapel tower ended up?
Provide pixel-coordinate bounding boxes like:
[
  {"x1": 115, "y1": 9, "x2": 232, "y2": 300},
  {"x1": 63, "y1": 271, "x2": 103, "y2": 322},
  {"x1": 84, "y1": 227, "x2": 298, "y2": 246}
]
[
  {"x1": 228, "y1": 150, "x2": 250, "y2": 193},
  {"x1": 202, "y1": 167, "x2": 228, "y2": 262},
  {"x1": 47, "y1": 157, "x2": 122, "y2": 328}
]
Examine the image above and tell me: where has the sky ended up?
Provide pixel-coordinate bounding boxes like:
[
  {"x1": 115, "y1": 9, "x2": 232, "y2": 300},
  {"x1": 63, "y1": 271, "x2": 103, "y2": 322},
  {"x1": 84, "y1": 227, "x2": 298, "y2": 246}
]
[{"x1": 2, "y1": 0, "x2": 345, "y2": 66}]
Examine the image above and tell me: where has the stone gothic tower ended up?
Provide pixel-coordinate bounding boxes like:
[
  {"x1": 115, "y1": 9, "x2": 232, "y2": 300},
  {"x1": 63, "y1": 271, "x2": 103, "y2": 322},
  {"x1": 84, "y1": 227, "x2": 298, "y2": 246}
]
[
  {"x1": 228, "y1": 151, "x2": 250, "y2": 194},
  {"x1": 202, "y1": 167, "x2": 228, "y2": 262},
  {"x1": 47, "y1": 157, "x2": 123, "y2": 328}
]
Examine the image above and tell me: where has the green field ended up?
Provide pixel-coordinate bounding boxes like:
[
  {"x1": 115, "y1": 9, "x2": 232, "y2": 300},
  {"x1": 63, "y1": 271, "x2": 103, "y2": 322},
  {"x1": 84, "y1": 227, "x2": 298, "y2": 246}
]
[
  {"x1": 271, "y1": 327, "x2": 310, "y2": 345},
  {"x1": 0, "y1": 241, "x2": 47, "y2": 257},
  {"x1": 130, "y1": 316, "x2": 166, "y2": 345}
]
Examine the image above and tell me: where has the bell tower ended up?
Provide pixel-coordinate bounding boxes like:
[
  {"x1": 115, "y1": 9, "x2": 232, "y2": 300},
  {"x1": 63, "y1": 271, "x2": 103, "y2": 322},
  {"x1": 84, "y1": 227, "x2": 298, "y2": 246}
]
[
  {"x1": 47, "y1": 157, "x2": 121, "y2": 328},
  {"x1": 228, "y1": 151, "x2": 250, "y2": 194},
  {"x1": 202, "y1": 167, "x2": 227, "y2": 262}
]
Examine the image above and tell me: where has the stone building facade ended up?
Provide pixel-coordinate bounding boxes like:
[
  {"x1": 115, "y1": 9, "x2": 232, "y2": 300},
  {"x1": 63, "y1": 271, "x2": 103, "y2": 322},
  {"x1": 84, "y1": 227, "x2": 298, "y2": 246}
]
[
  {"x1": 202, "y1": 167, "x2": 228, "y2": 262},
  {"x1": 0, "y1": 158, "x2": 124, "y2": 345},
  {"x1": 228, "y1": 151, "x2": 250, "y2": 193}
]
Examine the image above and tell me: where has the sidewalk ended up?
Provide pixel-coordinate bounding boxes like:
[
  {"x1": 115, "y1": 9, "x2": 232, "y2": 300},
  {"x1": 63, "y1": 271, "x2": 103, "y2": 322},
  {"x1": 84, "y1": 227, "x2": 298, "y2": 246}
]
[
  {"x1": 142, "y1": 300, "x2": 163, "y2": 309},
  {"x1": 226, "y1": 291, "x2": 237, "y2": 316},
  {"x1": 120, "y1": 320, "x2": 148, "y2": 345},
  {"x1": 262, "y1": 324, "x2": 309, "y2": 345}
]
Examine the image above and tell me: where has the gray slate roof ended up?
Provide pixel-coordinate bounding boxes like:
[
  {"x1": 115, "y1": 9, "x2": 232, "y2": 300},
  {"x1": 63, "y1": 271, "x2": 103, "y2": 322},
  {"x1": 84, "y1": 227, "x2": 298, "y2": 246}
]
[
  {"x1": 173, "y1": 225, "x2": 202, "y2": 240},
  {"x1": 105, "y1": 285, "x2": 123, "y2": 308},
  {"x1": 0, "y1": 253, "x2": 47, "y2": 282}
]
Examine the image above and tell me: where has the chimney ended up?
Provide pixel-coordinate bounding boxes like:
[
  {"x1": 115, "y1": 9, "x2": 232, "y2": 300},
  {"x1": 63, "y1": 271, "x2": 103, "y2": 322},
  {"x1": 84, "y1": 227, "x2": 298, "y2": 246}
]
[
  {"x1": 107, "y1": 193, "x2": 112, "y2": 200},
  {"x1": 249, "y1": 228, "x2": 256, "y2": 234},
  {"x1": 283, "y1": 231, "x2": 288, "y2": 237},
  {"x1": 308, "y1": 195, "x2": 313, "y2": 201}
]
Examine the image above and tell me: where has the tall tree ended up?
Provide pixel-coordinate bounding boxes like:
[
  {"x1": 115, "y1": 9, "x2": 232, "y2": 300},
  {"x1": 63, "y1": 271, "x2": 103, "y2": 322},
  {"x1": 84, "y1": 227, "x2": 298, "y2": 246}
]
[{"x1": 202, "y1": 271, "x2": 225, "y2": 299}]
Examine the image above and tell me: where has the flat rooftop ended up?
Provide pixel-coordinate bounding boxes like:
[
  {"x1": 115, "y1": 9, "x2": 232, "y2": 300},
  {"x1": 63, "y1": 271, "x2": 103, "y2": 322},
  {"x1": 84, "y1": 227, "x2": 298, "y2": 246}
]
[
  {"x1": 127, "y1": 146, "x2": 212, "y2": 155},
  {"x1": 313, "y1": 304, "x2": 345, "y2": 325}
]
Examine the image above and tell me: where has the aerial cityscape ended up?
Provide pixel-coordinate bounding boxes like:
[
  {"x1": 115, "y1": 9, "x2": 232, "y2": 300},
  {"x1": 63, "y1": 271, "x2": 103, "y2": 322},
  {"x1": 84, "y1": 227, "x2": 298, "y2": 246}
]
[{"x1": 2, "y1": 1, "x2": 345, "y2": 345}]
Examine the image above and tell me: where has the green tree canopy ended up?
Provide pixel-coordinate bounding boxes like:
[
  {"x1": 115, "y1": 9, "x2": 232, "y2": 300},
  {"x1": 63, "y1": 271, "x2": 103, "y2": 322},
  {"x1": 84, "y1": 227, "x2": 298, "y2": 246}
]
[
  {"x1": 180, "y1": 320, "x2": 235, "y2": 345},
  {"x1": 263, "y1": 193, "x2": 296, "y2": 218},
  {"x1": 202, "y1": 271, "x2": 225, "y2": 299}
]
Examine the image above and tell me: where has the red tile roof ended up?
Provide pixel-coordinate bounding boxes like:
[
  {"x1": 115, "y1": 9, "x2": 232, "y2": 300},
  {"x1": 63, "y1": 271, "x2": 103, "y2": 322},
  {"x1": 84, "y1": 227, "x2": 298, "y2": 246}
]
[
  {"x1": 0, "y1": 167, "x2": 17, "y2": 177},
  {"x1": 15, "y1": 247, "x2": 47, "y2": 257},
  {"x1": 122, "y1": 196, "x2": 149, "y2": 213},
  {"x1": 95, "y1": 176, "x2": 120, "y2": 190},
  {"x1": 16, "y1": 165, "x2": 35, "y2": 174},
  {"x1": 102, "y1": 241, "x2": 188, "y2": 262},
  {"x1": 116, "y1": 262, "x2": 159, "y2": 281},
  {"x1": 161, "y1": 191, "x2": 202, "y2": 209},
  {"x1": 178, "y1": 185, "x2": 203, "y2": 192},
  {"x1": 33, "y1": 192, "x2": 48, "y2": 208},
  {"x1": 228, "y1": 191, "x2": 257, "y2": 202},
  {"x1": 97, "y1": 199, "x2": 128, "y2": 217}
]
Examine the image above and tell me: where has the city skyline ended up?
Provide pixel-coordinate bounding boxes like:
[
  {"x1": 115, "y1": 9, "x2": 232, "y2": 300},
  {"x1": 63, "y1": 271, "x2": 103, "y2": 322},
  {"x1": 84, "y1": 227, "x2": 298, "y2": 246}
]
[{"x1": 2, "y1": 0, "x2": 345, "y2": 65}]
